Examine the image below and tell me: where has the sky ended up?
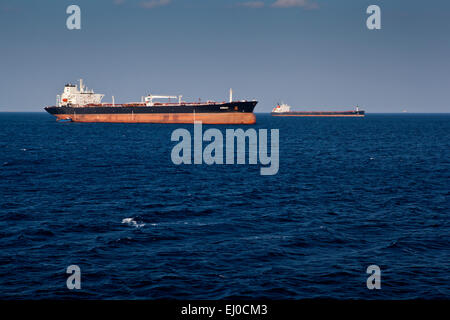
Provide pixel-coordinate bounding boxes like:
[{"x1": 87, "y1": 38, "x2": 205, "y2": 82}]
[{"x1": 0, "y1": 0, "x2": 449, "y2": 112}]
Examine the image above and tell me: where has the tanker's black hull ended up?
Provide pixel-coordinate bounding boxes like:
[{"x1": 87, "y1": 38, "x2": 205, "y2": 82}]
[{"x1": 45, "y1": 101, "x2": 257, "y2": 124}]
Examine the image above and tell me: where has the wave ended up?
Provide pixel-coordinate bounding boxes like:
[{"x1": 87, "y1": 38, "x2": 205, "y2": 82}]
[{"x1": 121, "y1": 217, "x2": 145, "y2": 228}]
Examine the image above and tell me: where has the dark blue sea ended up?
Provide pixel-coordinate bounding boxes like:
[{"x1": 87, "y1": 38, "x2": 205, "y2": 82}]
[{"x1": 0, "y1": 113, "x2": 448, "y2": 299}]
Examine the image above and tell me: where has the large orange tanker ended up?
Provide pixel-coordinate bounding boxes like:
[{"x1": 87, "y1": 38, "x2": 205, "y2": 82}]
[{"x1": 44, "y1": 80, "x2": 257, "y2": 124}]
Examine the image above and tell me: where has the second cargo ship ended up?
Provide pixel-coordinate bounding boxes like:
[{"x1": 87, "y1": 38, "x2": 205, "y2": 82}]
[
  {"x1": 271, "y1": 103, "x2": 365, "y2": 117},
  {"x1": 44, "y1": 80, "x2": 257, "y2": 124}
]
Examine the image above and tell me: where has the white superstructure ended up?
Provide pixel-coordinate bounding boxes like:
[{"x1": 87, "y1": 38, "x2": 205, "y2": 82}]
[
  {"x1": 57, "y1": 79, "x2": 104, "y2": 107},
  {"x1": 272, "y1": 103, "x2": 291, "y2": 113}
]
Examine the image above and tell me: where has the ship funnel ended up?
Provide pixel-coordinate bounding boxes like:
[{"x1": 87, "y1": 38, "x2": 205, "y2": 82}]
[
  {"x1": 229, "y1": 88, "x2": 233, "y2": 103},
  {"x1": 79, "y1": 79, "x2": 84, "y2": 93}
]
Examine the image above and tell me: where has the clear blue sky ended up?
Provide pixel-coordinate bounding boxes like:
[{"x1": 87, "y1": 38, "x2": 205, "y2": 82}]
[{"x1": 0, "y1": 0, "x2": 449, "y2": 112}]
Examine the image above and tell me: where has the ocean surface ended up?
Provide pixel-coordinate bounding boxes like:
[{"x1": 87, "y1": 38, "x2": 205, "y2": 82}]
[{"x1": 0, "y1": 113, "x2": 448, "y2": 299}]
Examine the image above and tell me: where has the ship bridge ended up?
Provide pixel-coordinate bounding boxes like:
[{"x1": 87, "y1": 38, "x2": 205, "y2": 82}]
[{"x1": 57, "y1": 79, "x2": 104, "y2": 107}]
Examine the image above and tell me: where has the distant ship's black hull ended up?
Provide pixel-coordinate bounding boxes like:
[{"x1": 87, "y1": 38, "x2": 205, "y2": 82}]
[
  {"x1": 271, "y1": 110, "x2": 365, "y2": 117},
  {"x1": 45, "y1": 101, "x2": 257, "y2": 124}
]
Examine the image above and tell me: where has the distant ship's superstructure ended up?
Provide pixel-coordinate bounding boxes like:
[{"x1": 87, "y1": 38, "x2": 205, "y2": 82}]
[
  {"x1": 45, "y1": 80, "x2": 257, "y2": 124},
  {"x1": 272, "y1": 103, "x2": 292, "y2": 113}
]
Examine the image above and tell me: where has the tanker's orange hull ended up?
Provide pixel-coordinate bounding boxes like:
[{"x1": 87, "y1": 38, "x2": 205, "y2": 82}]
[{"x1": 54, "y1": 112, "x2": 256, "y2": 124}]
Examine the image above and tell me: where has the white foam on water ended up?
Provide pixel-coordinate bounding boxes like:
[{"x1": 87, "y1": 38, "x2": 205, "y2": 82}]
[{"x1": 121, "y1": 217, "x2": 145, "y2": 228}]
